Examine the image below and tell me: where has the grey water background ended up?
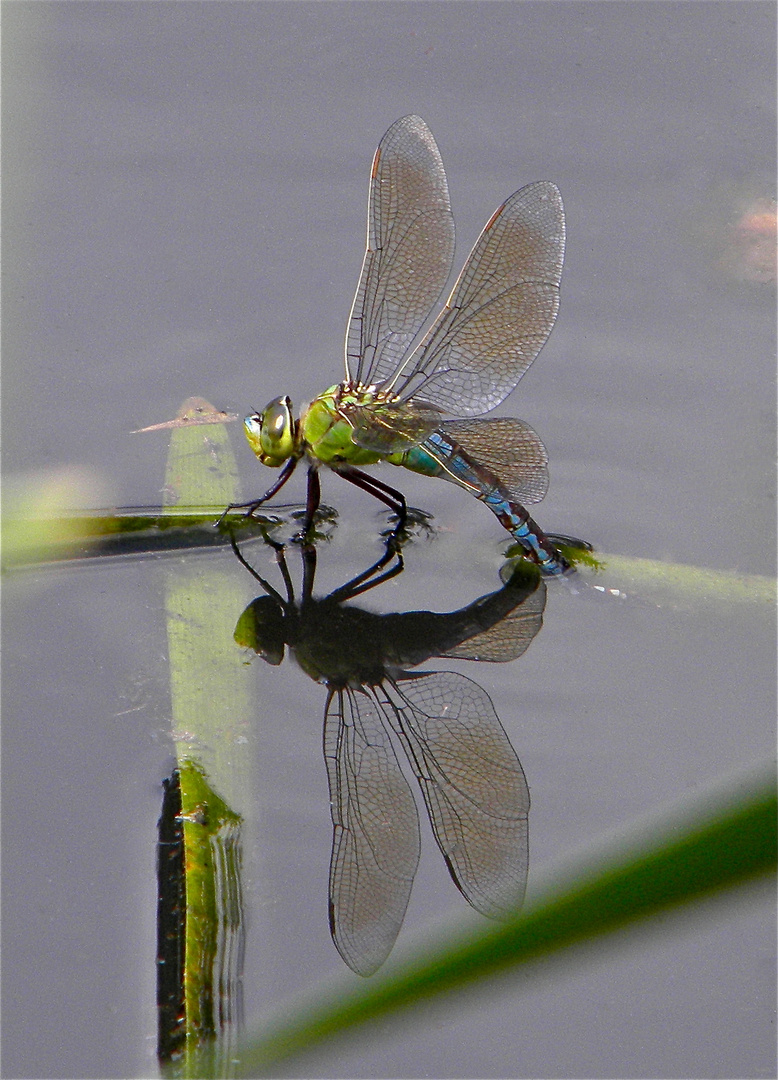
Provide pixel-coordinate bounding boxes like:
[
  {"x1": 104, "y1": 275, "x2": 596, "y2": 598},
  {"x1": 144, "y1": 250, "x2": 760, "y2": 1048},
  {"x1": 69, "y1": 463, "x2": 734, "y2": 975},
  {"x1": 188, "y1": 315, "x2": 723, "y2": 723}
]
[{"x1": 3, "y1": 3, "x2": 775, "y2": 1078}]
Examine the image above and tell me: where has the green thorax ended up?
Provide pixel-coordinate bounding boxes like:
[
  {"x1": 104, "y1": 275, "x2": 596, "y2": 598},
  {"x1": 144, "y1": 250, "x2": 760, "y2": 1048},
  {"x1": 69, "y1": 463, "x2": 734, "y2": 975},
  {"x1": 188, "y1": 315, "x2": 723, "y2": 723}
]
[{"x1": 299, "y1": 383, "x2": 385, "y2": 467}]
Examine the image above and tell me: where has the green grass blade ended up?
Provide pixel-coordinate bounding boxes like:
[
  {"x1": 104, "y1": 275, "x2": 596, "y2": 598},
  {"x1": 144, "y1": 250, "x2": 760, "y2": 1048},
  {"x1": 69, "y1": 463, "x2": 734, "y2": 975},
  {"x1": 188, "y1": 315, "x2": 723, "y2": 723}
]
[{"x1": 228, "y1": 767, "x2": 776, "y2": 1076}]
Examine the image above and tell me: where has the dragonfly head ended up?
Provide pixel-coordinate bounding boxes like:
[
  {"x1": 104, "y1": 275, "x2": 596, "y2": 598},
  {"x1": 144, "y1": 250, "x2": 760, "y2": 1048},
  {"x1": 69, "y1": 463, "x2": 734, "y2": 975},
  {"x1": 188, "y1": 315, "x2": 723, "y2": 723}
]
[{"x1": 244, "y1": 395, "x2": 296, "y2": 466}]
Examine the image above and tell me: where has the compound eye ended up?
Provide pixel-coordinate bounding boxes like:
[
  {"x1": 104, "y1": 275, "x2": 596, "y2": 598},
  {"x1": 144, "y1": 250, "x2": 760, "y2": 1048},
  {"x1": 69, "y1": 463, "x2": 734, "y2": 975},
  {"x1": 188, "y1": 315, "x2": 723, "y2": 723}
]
[
  {"x1": 262, "y1": 399, "x2": 290, "y2": 443},
  {"x1": 243, "y1": 396, "x2": 295, "y2": 463},
  {"x1": 250, "y1": 395, "x2": 294, "y2": 462}
]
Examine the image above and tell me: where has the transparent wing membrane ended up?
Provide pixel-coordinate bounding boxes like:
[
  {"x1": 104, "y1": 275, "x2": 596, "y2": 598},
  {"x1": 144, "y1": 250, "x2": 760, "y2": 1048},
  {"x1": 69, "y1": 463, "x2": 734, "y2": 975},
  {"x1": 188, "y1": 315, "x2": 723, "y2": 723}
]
[
  {"x1": 390, "y1": 671, "x2": 530, "y2": 918},
  {"x1": 388, "y1": 182, "x2": 565, "y2": 415},
  {"x1": 441, "y1": 417, "x2": 550, "y2": 504},
  {"x1": 325, "y1": 667, "x2": 531, "y2": 975},
  {"x1": 346, "y1": 115, "x2": 456, "y2": 388},
  {"x1": 347, "y1": 412, "x2": 550, "y2": 503},
  {"x1": 341, "y1": 398, "x2": 443, "y2": 454},
  {"x1": 324, "y1": 687, "x2": 420, "y2": 977},
  {"x1": 441, "y1": 578, "x2": 547, "y2": 663}
]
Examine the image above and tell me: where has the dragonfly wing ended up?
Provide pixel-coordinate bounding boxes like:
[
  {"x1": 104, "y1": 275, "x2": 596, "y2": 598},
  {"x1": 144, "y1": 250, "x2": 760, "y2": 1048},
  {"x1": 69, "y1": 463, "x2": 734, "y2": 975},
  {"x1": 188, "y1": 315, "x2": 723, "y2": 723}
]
[
  {"x1": 390, "y1": 182, "x2": 565, "y2": 416},
  {"x1": 324, "y1": 687, "x2": 420, "y2": 976},
  {"x1": 442, "y1": 577, "x2": 546, "y2": 663},
  {"x1": 442, "y1": 417, "x2": 550, "y2": 504},
  {"x1": 346, "y1": 115, "x2": 456, "y2": 388},
  {"x1": 388, "y1": 671, "x2": 530, "y2": 918},
  {"x1": 342, "y1": 398, "x2": 443, "y2": 454}
]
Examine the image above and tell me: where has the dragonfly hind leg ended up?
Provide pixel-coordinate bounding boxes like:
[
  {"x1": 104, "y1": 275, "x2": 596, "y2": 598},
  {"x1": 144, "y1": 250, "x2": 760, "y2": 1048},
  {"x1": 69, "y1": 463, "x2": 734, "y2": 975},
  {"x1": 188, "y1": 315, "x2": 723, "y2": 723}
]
[{"x1": 333, "y1": 465, "x2": 408, "y2": 544}]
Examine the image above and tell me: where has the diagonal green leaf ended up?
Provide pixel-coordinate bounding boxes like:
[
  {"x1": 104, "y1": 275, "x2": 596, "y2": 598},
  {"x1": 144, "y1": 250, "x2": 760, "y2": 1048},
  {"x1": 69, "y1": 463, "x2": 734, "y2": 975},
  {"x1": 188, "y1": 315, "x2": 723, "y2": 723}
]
[{"x1": 226, "y1": 767, "x2": 776, "y2": 1077}]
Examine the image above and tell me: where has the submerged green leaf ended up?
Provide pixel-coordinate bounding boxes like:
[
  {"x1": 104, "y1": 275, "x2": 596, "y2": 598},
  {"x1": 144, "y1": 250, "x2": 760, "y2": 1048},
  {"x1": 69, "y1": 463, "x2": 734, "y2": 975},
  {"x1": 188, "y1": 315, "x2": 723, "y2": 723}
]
[
  {"x1": 159, "y1": 398, "x2": 257, "y2": 1073},
  {"x1": 595, "y1": 552, "x2": 776, "y2": 607}
]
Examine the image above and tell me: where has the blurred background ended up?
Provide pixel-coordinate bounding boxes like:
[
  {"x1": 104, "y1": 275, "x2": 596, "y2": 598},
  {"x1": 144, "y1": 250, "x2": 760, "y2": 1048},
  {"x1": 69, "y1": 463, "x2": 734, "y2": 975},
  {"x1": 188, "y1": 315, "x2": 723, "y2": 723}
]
[{"x1": 3, "y1": 4, "x2": 775, "y2": 1078}]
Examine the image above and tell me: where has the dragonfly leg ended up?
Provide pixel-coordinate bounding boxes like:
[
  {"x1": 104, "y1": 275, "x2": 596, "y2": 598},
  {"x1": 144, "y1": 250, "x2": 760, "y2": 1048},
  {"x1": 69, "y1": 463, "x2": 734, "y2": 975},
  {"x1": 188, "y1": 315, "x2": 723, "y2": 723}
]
[
  {"x1": 304, "y1": 466, "x2": 322, "y2": 532},
  {"x1": 227, "y1": 529, "x2": 289, "y2": 602},
  {"x1": 216, "y1": 457, "x2": 298, "y2": 527},
  {"x1": 300, "y1": 537, "x2": 317, "y2": 602},
  {"x1": 333, "y1": 465, "x2": 408, "y2": 540},
  {"x1": 325, "y1": 539, "x2": 405, "y2": 603}
]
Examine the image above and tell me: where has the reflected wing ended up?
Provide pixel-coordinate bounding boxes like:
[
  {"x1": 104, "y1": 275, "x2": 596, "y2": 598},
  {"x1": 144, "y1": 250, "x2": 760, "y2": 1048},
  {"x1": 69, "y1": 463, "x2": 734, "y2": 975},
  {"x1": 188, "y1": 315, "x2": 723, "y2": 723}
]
[
  {"x1": 346, "y1": 115, "x2": 456, "y2": 388},
  {"x1": 442, "y1": 417, "x2": 549, "y2": 504},
  {"x1": 388, "y1": 183, "x2": 565, "y2": 416},
  {"x1": 324, "y1": 687, "x2": 420, "y2": 976},
  {"x1": 387, "y1": 671, "x2": 529, "y2": 918},
  {"x1": 442, "y1": 576, "x2": 546, "y2": 663}
]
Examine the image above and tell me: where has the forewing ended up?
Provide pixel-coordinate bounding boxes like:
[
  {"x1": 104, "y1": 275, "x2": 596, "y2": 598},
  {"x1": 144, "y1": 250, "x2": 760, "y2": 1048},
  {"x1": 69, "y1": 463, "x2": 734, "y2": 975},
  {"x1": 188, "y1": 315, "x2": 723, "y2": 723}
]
[
  {"x1": 442, "y1": 417, "x2": 550, "y2": 504},
  {"x1": 388, "y1": 671, "x2": 530, "y2": 918},
  {"x1": 391, "y1": 182, "x2": 565, "y2": 416},
  {"x1": 346, "y1": 115, "x2": 456, "y2": 388},
  {"x1": 324, "y1": 687, "x2": 420, "y2": 976}
]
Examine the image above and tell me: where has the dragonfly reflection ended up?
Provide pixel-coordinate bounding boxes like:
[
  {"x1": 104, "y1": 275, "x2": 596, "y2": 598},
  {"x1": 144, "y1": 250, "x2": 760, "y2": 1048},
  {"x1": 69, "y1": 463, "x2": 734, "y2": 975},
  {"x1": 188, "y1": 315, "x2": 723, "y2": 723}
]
[{"x1": 232, "y1": 535, "x2": 545, "y2": 975}]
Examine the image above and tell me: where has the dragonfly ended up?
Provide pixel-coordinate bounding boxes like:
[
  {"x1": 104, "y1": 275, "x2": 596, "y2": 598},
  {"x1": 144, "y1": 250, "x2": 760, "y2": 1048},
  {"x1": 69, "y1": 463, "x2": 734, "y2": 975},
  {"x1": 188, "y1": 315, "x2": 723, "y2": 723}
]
[
  {"x1": 228, "y1": 114, "x2": 571, "y2": 575},
  {"x1": 232, "y1": 532, "x2": 544, "y2": 975}
]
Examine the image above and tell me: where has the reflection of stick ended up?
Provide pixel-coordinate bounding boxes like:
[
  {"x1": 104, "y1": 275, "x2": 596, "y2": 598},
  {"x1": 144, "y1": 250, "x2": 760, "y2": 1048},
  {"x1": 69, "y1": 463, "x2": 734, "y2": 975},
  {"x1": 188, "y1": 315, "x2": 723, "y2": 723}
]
[{"x1": 156, "y1": 763, "x2": 245, "y2": 1065}]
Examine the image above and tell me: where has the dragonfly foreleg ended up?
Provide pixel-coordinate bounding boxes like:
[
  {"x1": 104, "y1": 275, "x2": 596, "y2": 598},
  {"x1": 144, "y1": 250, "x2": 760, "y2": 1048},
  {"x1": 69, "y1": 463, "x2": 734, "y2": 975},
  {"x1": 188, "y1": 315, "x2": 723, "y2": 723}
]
[
  {"x1": 227, "y1": 529, "x2": 289, "y2": 602},
  {"x1": 216, "y1": 456, "x2": 298, "y2": 527}
]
